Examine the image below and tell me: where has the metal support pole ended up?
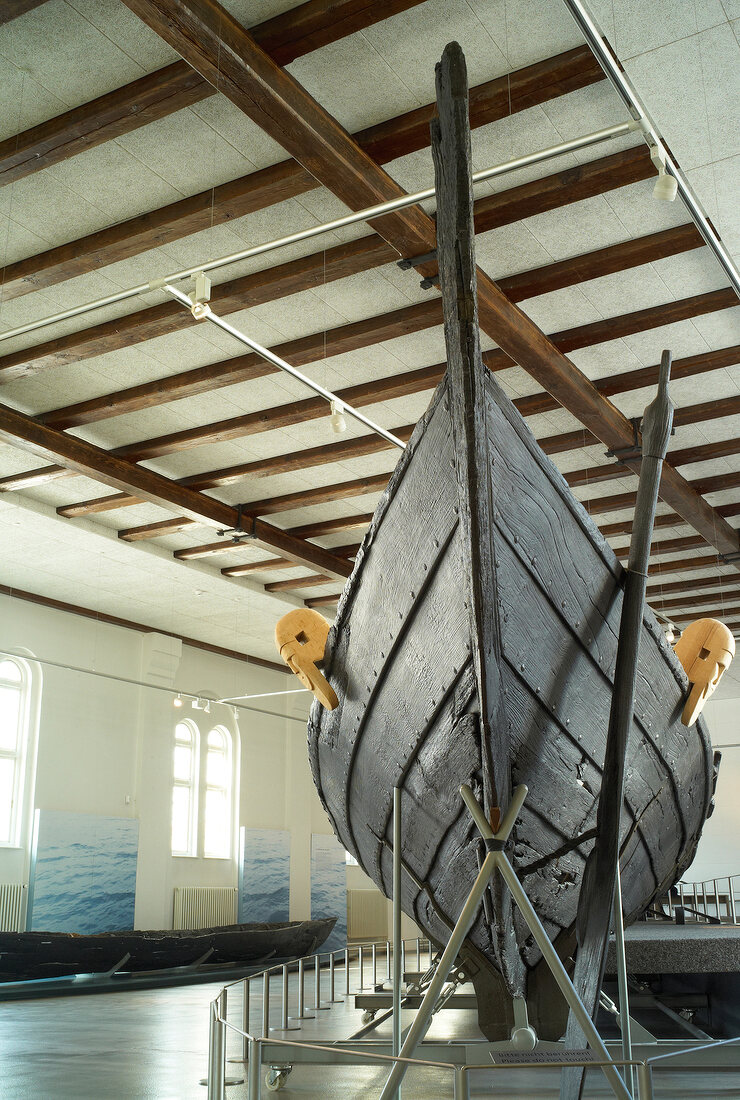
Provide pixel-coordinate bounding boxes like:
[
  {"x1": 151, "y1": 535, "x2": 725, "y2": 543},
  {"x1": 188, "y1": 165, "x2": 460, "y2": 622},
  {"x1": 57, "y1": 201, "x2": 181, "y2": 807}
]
[
  {"x1": 462, "y1": 785, "x2": 632, "y2": 1100},
  {"x1": 386, "y1": 940, "x2": 391, "y2": 982},
  {"x1": 247, "y1": 1038, "x2": 261, "y2": 1100},
  {"x1": 241, "y1": 978, "x2": 250, "y2": 1061},
  {"x1": 313, "y1": 954, "x2": 329, "y2": 1011},
  {"x1": 328, "y1": 951, "x2": 343, "y2": 1001},
  {"x1": 358, "y1": 944, "x2": 365, "y2": 989},
  {"x1": 207, "y1": 999, "x2": 226, "y2": 1100},
  {"x1": 262, "y1": 971, "x2": 271, "y2": 1038},
  {"x1": 415, "y1": 938, "x2": 421, "y2": 971},
  {"x1": 378, "y1": 786, "x2": 528, "y2": 1100},
  {"x1": 277, "y1": 964, "x2": 299, "y2": 1030},
  {"x1": 344, "y1": 947, "x2": 351, "y2": 996},
  {"x1": 393, "y1": 785, "x2": 403, "y2": 1100},
  {"x1": 636, "y1": 1063, "x2": 654, "y2": 1100},
  {"x1": 294, "y1": 957, "x2": 314, "y2": 1020},
  {"x1": 730, "y1": 877, "x2": 737, "y2": 924},
  {"x1": 453, "y1": 1066, "x2": 470, "y2": 1100},
  {"x1": 613, "y1": 860, "x2": 635, "y2": 1097},
  {"x1": 372, "y1": 942, "x2": 378, "y2": 987}
]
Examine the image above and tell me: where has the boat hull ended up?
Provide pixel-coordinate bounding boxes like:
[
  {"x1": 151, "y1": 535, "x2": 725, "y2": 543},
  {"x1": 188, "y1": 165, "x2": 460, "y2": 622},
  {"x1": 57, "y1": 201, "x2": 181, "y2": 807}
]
[
  {"x1": 308, "y1": 369, "x2": 714, "y2": 1033},
  {"x1": 0, "y1": 918, "x2": 336, "y2": 982}
]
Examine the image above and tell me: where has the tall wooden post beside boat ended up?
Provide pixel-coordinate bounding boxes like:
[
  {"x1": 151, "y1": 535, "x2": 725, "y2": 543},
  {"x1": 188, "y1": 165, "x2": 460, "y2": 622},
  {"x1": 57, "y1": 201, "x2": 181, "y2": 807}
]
[{"x1": 561, "y1": 353, "x2": 674, "y2": 1100}]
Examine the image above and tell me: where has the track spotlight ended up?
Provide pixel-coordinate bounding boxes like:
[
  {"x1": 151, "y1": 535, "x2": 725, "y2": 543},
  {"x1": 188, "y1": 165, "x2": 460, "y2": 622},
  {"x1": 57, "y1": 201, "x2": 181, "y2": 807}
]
[
  {"x1": 651, "y1": 148, "x2": 677, "y2": 202},
  {"x1": 173, "y1": 693, "x2": 183, "y2": 708},
  {"x1": 330, "y1": 399, "x2": 347, "y2": 434}
]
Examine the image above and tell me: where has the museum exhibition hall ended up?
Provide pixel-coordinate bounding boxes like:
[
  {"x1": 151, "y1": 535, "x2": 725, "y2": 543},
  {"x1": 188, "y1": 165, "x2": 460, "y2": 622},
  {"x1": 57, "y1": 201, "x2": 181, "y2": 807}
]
[{"x1": 0, "y1": 0, "x2": 738, "y2": 1096}]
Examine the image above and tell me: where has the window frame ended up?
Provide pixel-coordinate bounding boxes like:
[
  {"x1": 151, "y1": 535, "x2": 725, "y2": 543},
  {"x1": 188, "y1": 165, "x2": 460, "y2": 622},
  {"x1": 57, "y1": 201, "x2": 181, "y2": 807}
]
[
  {"x1": 203, "y1": 725, "x2": 233, "y2": 860},
  {"x1": 0, "y1": 654, "x2": 37, "y2": 851},
  {"x1": 171, "y1": 718, "x2": 199, "y2": 858}
]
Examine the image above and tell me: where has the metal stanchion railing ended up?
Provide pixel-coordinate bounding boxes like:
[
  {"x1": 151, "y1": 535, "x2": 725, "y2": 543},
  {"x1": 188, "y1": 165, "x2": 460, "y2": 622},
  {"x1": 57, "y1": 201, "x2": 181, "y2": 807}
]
[
  {"x1": 278, "y1": 964, "x2": 300, "y2": 1030},
  {"x1": 241, "y1": 978, "x2": 250, "y2": 1061},
  {"x1": 372, "y1": 943, "x2": 378, "y2": 988},
  {"x1": 344, "y1": 947, "x2": 351, "y2": 996},
  {"x1": 313, "y1": 954, "x2": 329, "y2": 1011},
  {"x1": 730, "y1": 876, "x2": 737, "y2": 923},
  {"x1": 358, "y1": 944, "x2": 365, "y2": 989},
  {"x1": 328, "y1": 951, "x2": 343, "y2": 1002},
  {"x1": 415, "y1": 938, "x2": 421, "y2": 971},
  {"x1": 207, "y1": 999, "x2": 225, "y2": 1100},
  {"x1": 294, "y1": 957, "x2": 314, "y2": 1020},
  {"x1": 247, "y1": 1036, "x2": 260, "y2": 1100},
  {"x1": 386, "y1": 940, "x2": 391, "y2": 982},
  {"x1": 262, "y1": 971, "x2": 271, "y2": 1037}
]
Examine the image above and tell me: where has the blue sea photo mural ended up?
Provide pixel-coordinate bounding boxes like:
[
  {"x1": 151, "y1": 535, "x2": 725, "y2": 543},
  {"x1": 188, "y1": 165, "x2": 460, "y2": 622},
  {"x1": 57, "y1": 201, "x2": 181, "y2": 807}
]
[
  {"x1": 29, "y1": 810, "x2": 139, "y2": 933},
  {"x1": 240, "y1": 827, "x2": 291, "y2": 922},
  {"x1": 311, "y1": 833, "x2": 347, "y2": 952}
]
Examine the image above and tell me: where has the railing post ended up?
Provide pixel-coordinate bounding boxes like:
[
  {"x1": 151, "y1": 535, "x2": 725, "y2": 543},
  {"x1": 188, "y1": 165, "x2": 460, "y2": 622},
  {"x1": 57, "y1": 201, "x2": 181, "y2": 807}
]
[
  {"x1": 453, "y1": 1066, "x2": 470, "y2": 1100},
  {"x1": 344, "y1": 947, "x2": 351, "y2": 996},
  {"x1": 636, "y1": 1062, "x2": 654, "y2": 1100},
  {"x1": 278, "y1": 964, "x2": 299, "y2": 1030},
  {"x1": 386, "y1": 940, "x2": 391, "y2": 982},
  {"x1": 730, "y1": 876, "x2": 737, "y2": 924},
  {"x1": 415, "y1": 938, "x2": 421, "y2": 971},
  {"x1": 294, "y1": 957, "x2": 314, "y2": 1020},
  {"x1": 328, "y1": 950, "x2": 343, "y2": 1002},
  {"x1": 358, "y1": 944, "x2": 365, "y2": 989},
  {"x1": 313, "y1": 953, "x2": 329, "y2": 1010},
  {"x1": 241, "y1": 978, "x2": 250, "y2": 1061},
  {"x1": 247, "y1": 1037, "x2": 261, "y2": 1100},
  {"x1": 372, "y1": 942, "x2": 378, "y2": 988},
  {"x1": 262, "y1": 970, "x2": 270, "y2": 1037},
  {"x1": 207, "y1": 998, "x2": 226, "y2": 1100}
]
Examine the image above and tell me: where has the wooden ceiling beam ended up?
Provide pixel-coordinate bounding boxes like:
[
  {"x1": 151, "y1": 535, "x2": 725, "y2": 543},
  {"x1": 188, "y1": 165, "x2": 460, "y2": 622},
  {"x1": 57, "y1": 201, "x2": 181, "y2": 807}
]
[
  {"x1": 0, "y1": 62, "x2": 210, "y2": 187},
  {"x1": 265, "y1": 573, "x2": 339, "y2": 592},
  {"x1": 305, "y1": 593, "x2": 341, "y2": 608},
  {"x1": 564, "y1": 429, "x2": 740, "y2": 490},
  {"x1": 0, "y1": 1, "x2": 52, "y2": 25},
  {"x1": 0, "y1": 402, "x2": 352, "y2": 580},
  {"x1": 2, "y1": 45, "x2": 607, "y2": 301},
  {"x1": 220, "y1": 541, "x2": 362, "y2": 576},
  {"x1": 119, "y1": 509, "x2": 374, "y2": 544},
  {"x1": 0, "y1": 0, "x2": 427, "y2": 192},
  {"x1": 651, "y1": 588, "x2": 740, "y2": 613},
  {"x1": 0, "y1": 154, "x2": 665, "y2": 388},
  {"x1": 672, "y1": 605, "x2": 740, "y2": 622},
  {"x1": 646, "y1": 572, "x2": 740, "y2": 600}
]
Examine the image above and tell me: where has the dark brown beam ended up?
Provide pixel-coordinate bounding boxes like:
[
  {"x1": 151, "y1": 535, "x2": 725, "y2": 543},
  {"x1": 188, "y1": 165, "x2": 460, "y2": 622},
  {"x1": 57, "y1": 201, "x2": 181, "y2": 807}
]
[
  {"x1": 0, "y1": 62, "x2": 210, "y2": 187},
  {"x1": 672, "y1": 605, "x2": 740, "y2": 622},
  {"x1": 120, "y1": 509, "x2": 374, "y2": 544},
  {"x1": 516, "y1": 345, "x2": 740, "y2": 418},
  {"x1": 647, "y1": 573, "x2": 740, "y2": 599},
  {"x1": 1, "y1": 46, "x2": 605, "y2": 301},
  {"x1": 119, "y1": 517, "x2": 197, "y2": 541},
  {"x1": 0, "y1": 582, "x2": 287, "y2": 673},
  {"x1": 0, "y1": 159, "x2": 668, "y2": 390},
  {"x1": 581, "y1": 471, "x2": 740, "y2": 518},
  {"x1": 0, "y1": 402, "x2": 352, "y2": 580},
  {"x1": 265, "y1": 573, "x2": 338, "y2": 592},
  {"x1": 601, "y1": 502, "x2": 740, "y2": 541},
  {"x1": 651, "y1": 588, "x2": 740, "y2": 613},
  {"x1": 564, "y1": 431, "x2": 740, "y2": 490},
  {"x1": 0, "y1": 0, "x2": 50, "y2": 23},
  {"x1": 0, "y1": 0, "x2": 427, "y2": 192},
  {"x1": 614, "y1": 533, "x2": 707, "y2": 558},
  {"x1": 305, "y1": 593, "x2": 341, "y2": 608},
  {"x1": 221, "y1": 541, "x2": 361, "y2": 576}
]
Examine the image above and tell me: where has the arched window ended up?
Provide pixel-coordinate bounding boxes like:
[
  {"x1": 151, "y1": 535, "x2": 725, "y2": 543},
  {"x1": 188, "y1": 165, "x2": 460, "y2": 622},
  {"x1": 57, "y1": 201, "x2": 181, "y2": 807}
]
[
  {"x1": 0, "y1": 656, "x2": 33, "y2": 848},
  {"x1": 171, "y1": 720, "x2": 198, "y2": 856},
  {"x1": 204, "y1": 727, "x2": 232, "y2": 859}
]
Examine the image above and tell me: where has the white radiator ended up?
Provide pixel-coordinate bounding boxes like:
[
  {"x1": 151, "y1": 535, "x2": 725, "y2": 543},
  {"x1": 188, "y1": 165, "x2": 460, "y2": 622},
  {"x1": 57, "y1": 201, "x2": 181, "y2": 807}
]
[
  {"x1": 172, "y1": 886, "x2": 237, "y2": 929},
  {"x1": 347, "y1": 889, "x2": 388, "y2": 941},
  {"x1": 0, "y1": 883, "x2": 27, "y2": 932}
]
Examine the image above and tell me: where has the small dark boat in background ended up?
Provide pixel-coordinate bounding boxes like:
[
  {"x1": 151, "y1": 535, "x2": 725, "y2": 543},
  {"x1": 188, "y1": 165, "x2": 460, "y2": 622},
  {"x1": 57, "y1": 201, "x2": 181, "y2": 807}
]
[{"x1": 0, "y1": 917, "x2": 336, "y2": 983}]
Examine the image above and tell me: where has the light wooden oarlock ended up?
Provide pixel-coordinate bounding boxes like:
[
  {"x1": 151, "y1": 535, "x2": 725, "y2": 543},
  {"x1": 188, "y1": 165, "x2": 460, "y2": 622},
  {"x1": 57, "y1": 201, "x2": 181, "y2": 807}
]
[{"x1": 275, "y1": 608, "x2": 339, "y2": 710}]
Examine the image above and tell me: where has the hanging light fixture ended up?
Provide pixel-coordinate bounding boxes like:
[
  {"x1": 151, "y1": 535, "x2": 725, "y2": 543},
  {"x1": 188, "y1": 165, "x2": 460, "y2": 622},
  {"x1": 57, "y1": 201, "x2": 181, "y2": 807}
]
[
  {"x1": 330, "y1": 399, "x2": 347, "y2": 434},
  {"x1": 173, "y1": 693, "x2": 183, "y2": 708},
  {"x1": 651, "y1": 147, "x2": 678, "y2": 202}
]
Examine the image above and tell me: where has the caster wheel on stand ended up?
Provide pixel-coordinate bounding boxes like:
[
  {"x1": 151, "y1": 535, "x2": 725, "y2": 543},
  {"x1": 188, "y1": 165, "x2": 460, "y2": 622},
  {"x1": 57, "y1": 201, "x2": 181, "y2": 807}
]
[{"x1": 265, "y1": 1066, "x2": 291, "y2": 1091}]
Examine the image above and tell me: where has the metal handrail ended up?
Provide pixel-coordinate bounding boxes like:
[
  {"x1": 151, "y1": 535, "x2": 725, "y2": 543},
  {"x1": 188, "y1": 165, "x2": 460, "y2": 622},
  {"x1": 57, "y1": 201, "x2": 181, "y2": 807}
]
[{"x1": 649, "y1": 874, "x2": 739, "y2": 924}]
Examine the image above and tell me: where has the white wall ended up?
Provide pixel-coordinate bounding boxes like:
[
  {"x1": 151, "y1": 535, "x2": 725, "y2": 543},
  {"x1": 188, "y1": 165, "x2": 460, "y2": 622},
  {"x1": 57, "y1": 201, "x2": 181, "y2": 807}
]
[
  {"x1": 687, "y1": 694, "x2": 740, "y2": 883},
  {"x1": 0, "y1": 592, "x2": 338, "y2": 930}
]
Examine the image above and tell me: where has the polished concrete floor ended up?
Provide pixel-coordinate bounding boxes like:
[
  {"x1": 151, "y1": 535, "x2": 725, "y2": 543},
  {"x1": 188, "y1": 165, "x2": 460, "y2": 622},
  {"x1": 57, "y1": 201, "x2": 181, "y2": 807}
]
[{"x1": 1, "y1": 962, "x2": 739, "y2": 1098}]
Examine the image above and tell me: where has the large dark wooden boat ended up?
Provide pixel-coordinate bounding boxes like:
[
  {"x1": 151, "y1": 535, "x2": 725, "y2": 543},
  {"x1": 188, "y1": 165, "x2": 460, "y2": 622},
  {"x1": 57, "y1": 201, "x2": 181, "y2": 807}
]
[
  {"x1": 307, "y1": 47, "x2": 716, "y2": 1042},
  {"x1": 0, "y1": 917, "x2": 336, "y2": 982}
]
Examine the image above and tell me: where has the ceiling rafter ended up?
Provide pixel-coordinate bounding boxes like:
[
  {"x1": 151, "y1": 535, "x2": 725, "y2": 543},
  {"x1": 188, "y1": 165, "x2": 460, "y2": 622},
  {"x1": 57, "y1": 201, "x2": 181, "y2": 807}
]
[
  {"x1": 49, "y1": 372, "x2": 740, "y2": 521},
  {"x1": 3, "y1": 233, "x2": 723, "y2": 497},
  {"x1": 0, "y1": 0, "x2": 430, "y2": 192},
  {"x1": 1, "y1": 43, "x2": 606, "y2": 301},
  {"x1": 0, "y1": 401, "x2": 352, "y2": 581},
  {"x1": 93, "y1": 0, "x2": 740, "y2": 563}
]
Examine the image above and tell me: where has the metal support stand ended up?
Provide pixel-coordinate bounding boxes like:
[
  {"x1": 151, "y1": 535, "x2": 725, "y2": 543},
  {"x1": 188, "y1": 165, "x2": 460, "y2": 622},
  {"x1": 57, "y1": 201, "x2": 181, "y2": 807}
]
[
  {"x1": 378, "y1": 785, "x2": 632, "y2": 1100},
  {"x1": 313, "y1": 954, "x2": 330, "y2": 1011},
  {"x1": 290, "y1": 958, "x2": 314, "y2": 1021},
  {"x1": 327, "y1": 951, "x2": 343, "y2": 1002},
  {"x1": 274, "y1": 965, "x2": 299, "y2": 1031},
  {"x1": 392, "y1": 785, "x2": 403, "y2": 1100},
  {"x1": 203, "y1": 990, "x2": 243, "y2": 1092},
  {"x1": 613, "y1": 860, "x2": 635, "y2": 1096}
]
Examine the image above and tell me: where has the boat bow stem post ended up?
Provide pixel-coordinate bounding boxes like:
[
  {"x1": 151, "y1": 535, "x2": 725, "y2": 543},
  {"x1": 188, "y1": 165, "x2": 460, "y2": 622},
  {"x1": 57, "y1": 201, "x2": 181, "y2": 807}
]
[
  {"x1": 561, "y1": 351, "x2": 674, "y2": 1100},
  {"x1": 393, "y1": 785, "x2": 403, "y2": 1100}
]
